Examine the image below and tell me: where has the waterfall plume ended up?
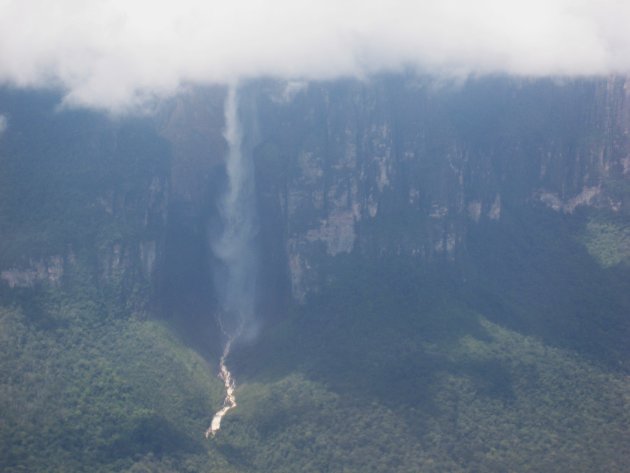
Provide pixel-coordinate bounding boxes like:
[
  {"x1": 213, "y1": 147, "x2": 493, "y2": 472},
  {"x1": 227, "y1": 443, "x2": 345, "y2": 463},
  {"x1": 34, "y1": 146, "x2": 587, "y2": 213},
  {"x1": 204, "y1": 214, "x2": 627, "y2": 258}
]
[
  {"x1": 211, "y1": 84, "x2": 259, "y2": 340},
  {"x1": 206, "y1": 84, "x2": 258, "y2": 437}
]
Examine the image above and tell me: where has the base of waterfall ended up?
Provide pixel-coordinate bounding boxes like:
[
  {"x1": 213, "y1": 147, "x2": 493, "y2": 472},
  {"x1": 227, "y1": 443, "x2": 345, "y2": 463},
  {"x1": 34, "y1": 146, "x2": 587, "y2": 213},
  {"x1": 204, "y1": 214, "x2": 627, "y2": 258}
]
[{"x1": 205, "y1": 338, "x2": 237, "y2": 439}]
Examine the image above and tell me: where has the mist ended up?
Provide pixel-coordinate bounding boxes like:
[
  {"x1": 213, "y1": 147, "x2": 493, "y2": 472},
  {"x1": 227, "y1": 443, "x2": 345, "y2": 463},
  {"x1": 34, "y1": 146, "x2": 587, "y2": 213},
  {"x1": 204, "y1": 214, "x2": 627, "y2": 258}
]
[
  {"x1": 1, "y1": 0, "x2": 629, "y2": 111},
  {"x1": 210, "y1": 85, "x2": 259, "y2": 342}
]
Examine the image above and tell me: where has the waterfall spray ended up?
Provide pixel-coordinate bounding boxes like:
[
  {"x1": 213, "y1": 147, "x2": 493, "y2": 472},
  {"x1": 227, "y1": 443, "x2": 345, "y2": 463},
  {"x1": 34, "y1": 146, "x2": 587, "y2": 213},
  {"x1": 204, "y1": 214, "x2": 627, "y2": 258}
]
[{"x1": 206, "y1": 84, "x2": 257, "y2": 438}]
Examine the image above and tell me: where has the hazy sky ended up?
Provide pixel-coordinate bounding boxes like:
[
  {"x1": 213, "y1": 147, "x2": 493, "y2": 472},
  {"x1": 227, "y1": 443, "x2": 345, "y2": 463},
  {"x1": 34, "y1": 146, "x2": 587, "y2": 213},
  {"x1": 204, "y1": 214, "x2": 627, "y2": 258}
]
[{"x1": 1, "y1": 0, "x2": 629, "y2": 111}]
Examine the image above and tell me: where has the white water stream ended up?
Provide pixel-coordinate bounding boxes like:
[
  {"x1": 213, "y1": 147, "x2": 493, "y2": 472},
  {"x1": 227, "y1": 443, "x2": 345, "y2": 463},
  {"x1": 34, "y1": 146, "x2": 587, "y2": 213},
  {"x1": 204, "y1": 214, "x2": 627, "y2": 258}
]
[{"x1": 205, "y1": 335, "x2": 237, "y2": 438}]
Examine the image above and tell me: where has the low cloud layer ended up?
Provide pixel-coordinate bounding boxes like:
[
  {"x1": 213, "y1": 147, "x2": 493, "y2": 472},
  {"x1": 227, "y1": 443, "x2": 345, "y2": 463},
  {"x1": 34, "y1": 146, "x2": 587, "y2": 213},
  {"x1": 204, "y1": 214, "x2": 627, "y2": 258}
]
[{"x1": 1, "y1": 0, "x2": 629, "y2": 111}]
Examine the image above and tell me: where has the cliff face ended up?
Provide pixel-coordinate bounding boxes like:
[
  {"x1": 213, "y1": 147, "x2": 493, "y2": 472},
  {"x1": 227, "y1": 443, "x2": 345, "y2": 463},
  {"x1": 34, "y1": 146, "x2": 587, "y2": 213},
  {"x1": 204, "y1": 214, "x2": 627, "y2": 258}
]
[
  {"x1": 0, "y1": 89, "x2": 170, "y2": 320},
  {"x1": 1, "y1": 76, "x2": 629, "y2": 324},
  {"x1": 245, "y1": 76, "x2": 630, "y2": 303}
]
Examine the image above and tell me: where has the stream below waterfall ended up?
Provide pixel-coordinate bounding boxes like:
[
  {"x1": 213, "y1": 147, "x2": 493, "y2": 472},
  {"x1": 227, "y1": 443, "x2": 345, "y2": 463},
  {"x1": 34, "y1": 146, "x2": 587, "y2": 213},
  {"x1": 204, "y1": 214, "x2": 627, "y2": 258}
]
[{"x1": 205, "y1": 337, "x2": 237, "y2": 438}]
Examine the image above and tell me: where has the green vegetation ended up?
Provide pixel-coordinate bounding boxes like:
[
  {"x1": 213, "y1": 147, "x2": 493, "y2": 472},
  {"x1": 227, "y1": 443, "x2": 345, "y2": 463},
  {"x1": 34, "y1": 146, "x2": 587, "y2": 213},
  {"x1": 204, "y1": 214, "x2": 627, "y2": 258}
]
[
  {"x1": 581, "y1": 217, "x2": 630, "y2": 268},
  {"x1": 3, "y1": 257, "x2": 629, "y2": 472},
  {"x1": 0, "y1": 302, "x2": 230, "y2": 472},
  {"x1": 223, "y1": 316, "x2": 630, "y2": 473}
]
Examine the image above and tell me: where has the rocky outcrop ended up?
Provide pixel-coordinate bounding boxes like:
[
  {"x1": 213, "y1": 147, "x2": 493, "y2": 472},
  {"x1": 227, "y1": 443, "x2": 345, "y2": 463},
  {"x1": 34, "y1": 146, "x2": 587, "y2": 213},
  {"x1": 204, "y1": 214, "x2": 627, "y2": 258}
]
[{"x1": 1, "y1": 256, "x2": 64, "y2": 288}]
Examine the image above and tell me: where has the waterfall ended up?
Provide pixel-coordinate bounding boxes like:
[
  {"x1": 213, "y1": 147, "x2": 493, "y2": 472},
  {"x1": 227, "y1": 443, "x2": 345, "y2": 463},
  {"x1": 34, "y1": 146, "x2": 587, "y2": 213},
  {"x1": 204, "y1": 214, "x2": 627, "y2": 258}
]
[{"x1": 206, "y1": 84, "x2": 257, "y2": 437}]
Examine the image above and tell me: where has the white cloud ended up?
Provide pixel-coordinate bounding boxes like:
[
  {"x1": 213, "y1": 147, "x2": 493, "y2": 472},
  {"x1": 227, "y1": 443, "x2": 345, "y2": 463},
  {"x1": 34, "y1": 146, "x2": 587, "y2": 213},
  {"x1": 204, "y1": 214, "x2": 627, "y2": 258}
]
[{"x1": 0, "y1": 0, "x2": 629, "y2": 111}]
